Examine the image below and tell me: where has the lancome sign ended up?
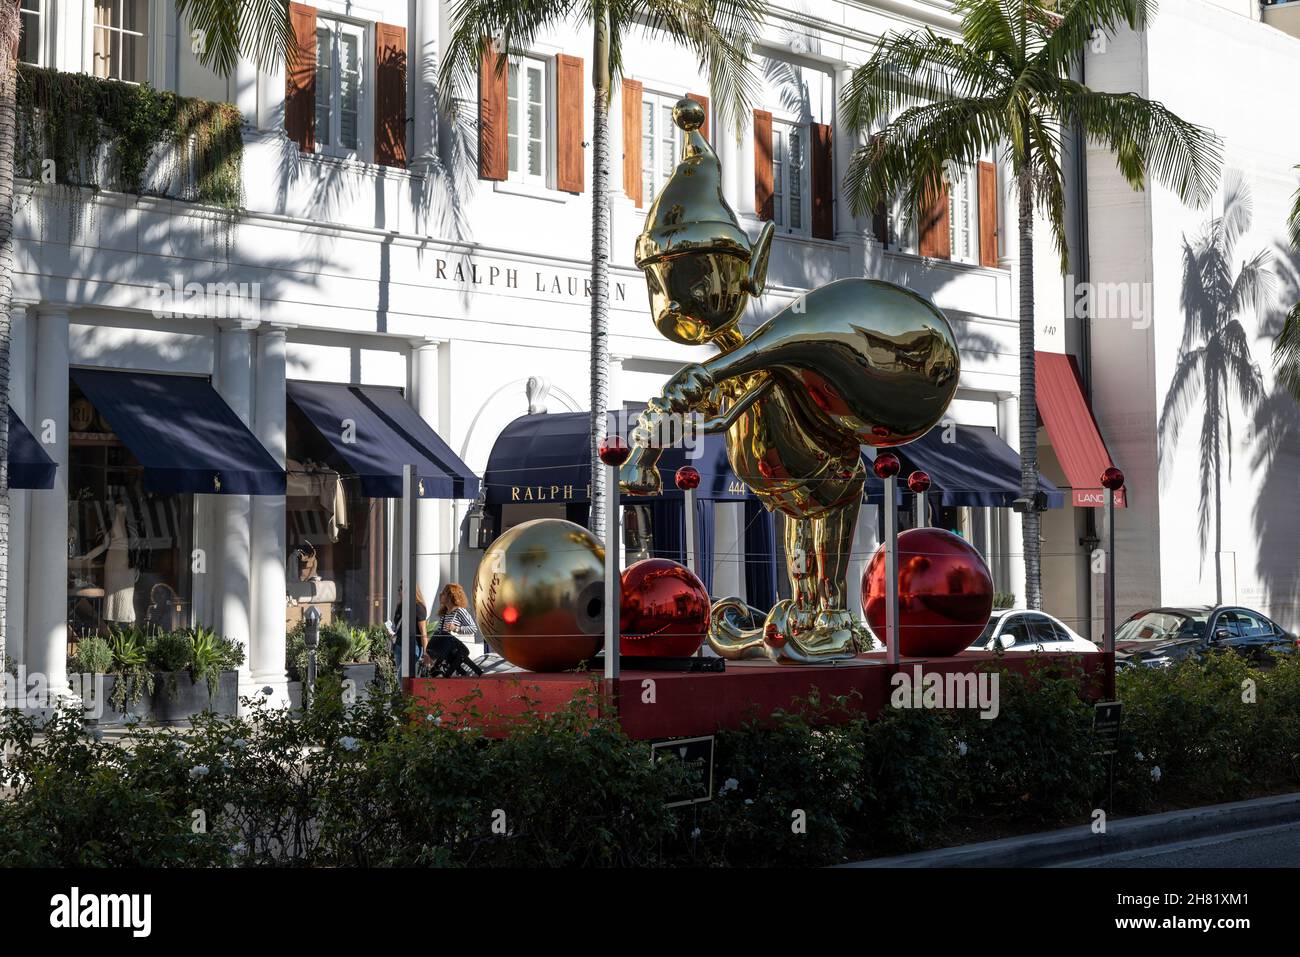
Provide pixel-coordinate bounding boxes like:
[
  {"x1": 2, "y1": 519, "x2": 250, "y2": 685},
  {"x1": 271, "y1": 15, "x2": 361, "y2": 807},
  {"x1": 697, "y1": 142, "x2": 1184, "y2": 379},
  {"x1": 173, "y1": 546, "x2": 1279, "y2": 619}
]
[{"x1": 431, "y1": 253, "x2": 636, "y2": 306}]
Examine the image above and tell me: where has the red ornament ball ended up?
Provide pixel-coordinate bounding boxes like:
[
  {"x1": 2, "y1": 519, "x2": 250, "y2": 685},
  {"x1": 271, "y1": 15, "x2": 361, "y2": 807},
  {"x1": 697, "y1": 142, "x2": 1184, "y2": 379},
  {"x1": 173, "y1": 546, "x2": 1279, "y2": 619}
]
[
  {"x1": 873, "y1": 452, "x2": 901, "y2": 479},
  {"x1": 862, "y1": 527, "x2": 994, "y2": 657},
  {"x1": 619, "y1": 559, "x2": 710, "y2": 657},
  {"x1": 598, "y1": 434, "x2": 630, "y2": 467},
  {"x1": 907, "y1": 470, "x2": 931, "y2": 493},
  {"x1": 674, "y1": 465, "x2": 701, "y2": 491},
  {"x1": 1100, "y1": 466, "x2": 1125, "y2": 491}
]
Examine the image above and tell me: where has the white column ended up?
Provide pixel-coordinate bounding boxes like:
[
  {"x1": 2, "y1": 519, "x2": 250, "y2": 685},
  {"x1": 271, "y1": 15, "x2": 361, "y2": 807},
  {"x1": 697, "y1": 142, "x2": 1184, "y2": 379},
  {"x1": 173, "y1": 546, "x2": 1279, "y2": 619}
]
[
  {"x1": 738, "y1": 111, "x2": 757, "y2": 225},
  {"x1": 26, "y1": 307, "x2": 74, "y2": 707},
  {"x1": 607, "y1": 354, "x2": 625, "y2": 420},
  {"x1": 717, "y1": 111, "x2": 741, "y2": 212},
  {"x1": 5, "y1": 303, "x2": 34, "y2": 667},
  {"x1": 233, "y1": 55, "x2": 259, "y2": 129},
  {"x1": 999, "y1": 393, "x2": 1026, "y2": 606},
  {"x1": 250, "y1": 325, "x2": 289, "y2": 705},
  {"x1": 215, "y1": 322, "x2": 257, "y2": 698},
  {"x1": 411, "y1": 0, "x2": 439, "y2": 172},
  {"x1": 834, "y1": 67, "x2": 864, "y2": 246},
  {"x1": 413, "y1": 338, "x2": 443, "y2": 606}
]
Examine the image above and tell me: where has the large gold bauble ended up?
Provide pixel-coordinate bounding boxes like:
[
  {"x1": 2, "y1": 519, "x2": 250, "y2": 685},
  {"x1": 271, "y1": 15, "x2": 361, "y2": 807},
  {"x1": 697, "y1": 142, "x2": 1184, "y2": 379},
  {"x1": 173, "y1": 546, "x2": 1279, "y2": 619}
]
[{"x1": 472, "y1": 518, "x2": 606, "y2": 672}]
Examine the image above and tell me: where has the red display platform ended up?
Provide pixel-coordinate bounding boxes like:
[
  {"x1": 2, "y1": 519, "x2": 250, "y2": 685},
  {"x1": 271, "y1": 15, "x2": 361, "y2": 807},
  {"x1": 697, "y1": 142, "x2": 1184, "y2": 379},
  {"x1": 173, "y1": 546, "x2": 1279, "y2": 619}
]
[{"x1": 407, "y1": 651, "x2": 1111, "y2": 740}]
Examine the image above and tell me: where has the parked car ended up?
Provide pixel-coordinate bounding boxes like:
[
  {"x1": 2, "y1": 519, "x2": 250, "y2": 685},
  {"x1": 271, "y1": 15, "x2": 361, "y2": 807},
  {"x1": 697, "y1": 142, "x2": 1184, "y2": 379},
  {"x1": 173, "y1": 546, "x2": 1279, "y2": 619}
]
[
  {"x1": 1113, "y1": 605, "x2": 1299, "y2": 670},
  {"x1": 967, "y1": 609, "x2": 1099, "y2": 654}
]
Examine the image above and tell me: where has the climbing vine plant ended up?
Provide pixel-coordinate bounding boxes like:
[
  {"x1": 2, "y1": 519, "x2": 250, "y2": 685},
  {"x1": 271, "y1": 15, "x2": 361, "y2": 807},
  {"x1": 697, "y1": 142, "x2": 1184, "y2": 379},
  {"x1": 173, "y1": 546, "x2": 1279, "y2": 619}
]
[{"x1": 15, "y1": 65, "x2": 243, "y2": 210}]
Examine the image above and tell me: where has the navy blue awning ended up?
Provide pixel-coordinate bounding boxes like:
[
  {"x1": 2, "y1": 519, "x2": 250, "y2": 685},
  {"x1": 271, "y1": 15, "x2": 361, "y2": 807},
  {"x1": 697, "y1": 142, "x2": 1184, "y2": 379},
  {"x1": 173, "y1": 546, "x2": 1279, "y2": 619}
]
[
  {"x1": 70, "y1": 369, "x2": 286, "y2": 495},
  {"x1": 7, "y1": 407, "x2": 56, "y2": 489},
  {"x1": 865, "y1": 424, "x2": 1064, "y2": 508},
  {"x1": 484, "y1": 408, "x2": 750, "y2": 506},
  {"x1": 287, "y1": 381, "x2": 479, "y2": 500}
]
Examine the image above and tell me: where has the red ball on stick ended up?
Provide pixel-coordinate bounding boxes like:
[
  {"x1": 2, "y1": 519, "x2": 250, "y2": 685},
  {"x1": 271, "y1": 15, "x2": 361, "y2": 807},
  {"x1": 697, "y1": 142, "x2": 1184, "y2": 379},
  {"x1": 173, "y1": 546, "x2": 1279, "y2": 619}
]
[
  {"x1": 674, "y1": 465, "x2": 701, "y2": 491},
  {"x1": 1100, "y1": 466, "x2": 1125, "y2": 491},
  {"x1": 873, "y1": 452, "x2": 901, "y2": 479},
  {"x1": 598, "y1": 434, "x2": 630, "y2": 467},
  {"x1": 907, "y1": 470, "x2": 931, "y2": 493}
]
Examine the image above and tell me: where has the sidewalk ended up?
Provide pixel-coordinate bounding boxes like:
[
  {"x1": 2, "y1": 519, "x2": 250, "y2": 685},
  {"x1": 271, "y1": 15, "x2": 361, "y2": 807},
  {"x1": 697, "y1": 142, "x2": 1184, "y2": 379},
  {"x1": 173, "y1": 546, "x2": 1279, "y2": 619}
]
[{"x1": 843, "y1": 791, "x2": 1300, "y2": 867}]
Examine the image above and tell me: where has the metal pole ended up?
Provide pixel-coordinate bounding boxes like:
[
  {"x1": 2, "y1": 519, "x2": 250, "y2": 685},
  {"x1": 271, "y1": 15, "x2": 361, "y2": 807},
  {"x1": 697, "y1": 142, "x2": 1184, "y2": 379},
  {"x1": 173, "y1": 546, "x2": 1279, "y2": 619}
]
[
  {"x1": 915, "y1": 490, "x2": 927, "y2": 528},
  {"x1": 684, "y1": 486, "x2": 697, "y2": 576},
  {"x1": 604, "y1": 463, "x2": 621, "y2": 682},
  {"x1": 1104, "y1": 487, "x2": 1115, "y2": 654},
  {"x1": 885, "y1": 475, "x2": 899, "y2": 665},
  {"x1": 402, "y1": 464, "x2": 416, "y2": 685}
]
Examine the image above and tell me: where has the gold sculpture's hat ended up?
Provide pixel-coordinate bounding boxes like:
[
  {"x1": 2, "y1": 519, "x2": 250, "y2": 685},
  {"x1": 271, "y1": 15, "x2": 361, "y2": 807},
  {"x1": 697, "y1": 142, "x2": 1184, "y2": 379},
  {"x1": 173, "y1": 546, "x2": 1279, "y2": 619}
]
[{"x1": 634, "y1": 99, "x2": 753, "y2": 266}]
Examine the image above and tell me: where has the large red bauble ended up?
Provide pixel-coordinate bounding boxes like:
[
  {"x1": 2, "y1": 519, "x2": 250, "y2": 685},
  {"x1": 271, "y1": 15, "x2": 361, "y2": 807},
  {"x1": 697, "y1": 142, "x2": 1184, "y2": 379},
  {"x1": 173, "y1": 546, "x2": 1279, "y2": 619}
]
[
  {"x1": 862, "y1": 527, "x2": 994, "y2": 657},
  {"x1": 619, "y1": 558, "x2": 709, "y2": 657}
]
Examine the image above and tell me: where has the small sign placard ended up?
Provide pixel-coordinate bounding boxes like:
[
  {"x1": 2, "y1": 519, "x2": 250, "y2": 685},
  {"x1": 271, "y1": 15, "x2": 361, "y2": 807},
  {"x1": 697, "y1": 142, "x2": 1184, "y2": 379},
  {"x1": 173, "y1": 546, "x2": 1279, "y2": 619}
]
[
  {"x1": 1093, "y1": 701, "x2": 1122, "y2": 755},
  {"x1": 651, "y1": 735, "x2": 715, "y2": 808}
]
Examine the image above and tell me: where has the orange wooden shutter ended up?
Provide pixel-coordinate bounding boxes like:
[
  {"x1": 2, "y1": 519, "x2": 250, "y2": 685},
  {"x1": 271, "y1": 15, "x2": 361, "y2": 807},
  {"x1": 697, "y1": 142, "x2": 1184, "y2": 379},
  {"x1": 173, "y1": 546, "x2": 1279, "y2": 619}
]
[
  {"x1": 810, "y1": 122, "x2": 833, "y2": 240},
  {"x1": 622, "y1": 79, "x2": 643, "y2": 207},
  {"x1": 374, "y1": 22, "x2": 407, "y2": 167},
  {"x1": 285, "y1": 3, "x2": 317, "y2": 152},
  {"x1": 978, "y1": 160, "x2": 999, "y2": 267},
  {"x1": 687, "y1": 92, "x2": 709, "y2": 140},
  {"x1": 478, "y1": 43, "x2": 507, "y2": 180},
  {"x1": 918, "y1": 173, "x2": 950, "y2": 260},
  {"x1": 754, "y1": 109, "x2": 773, "y2": 221},
  {"x1": 555, "y1": 53, "x2": 585, "y2": 193}
]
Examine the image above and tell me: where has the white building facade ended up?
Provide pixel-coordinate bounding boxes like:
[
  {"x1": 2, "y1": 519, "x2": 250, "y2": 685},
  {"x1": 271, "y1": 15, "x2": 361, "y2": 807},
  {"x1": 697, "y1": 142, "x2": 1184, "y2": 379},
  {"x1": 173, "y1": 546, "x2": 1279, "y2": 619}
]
[
  {"x1": 7, "y1": 0, "x2": 1113, "y2": 699},
  {"x1": 1083, "y1": 0, "x2": 1300, "y2": 631}
]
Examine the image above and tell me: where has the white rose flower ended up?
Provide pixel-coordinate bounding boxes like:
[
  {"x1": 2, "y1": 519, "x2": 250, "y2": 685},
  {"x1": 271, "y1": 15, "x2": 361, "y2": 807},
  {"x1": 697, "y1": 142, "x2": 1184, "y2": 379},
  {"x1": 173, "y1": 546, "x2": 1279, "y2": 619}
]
[
  {"x1": 339, "y1": 736, "x2": 359, "y2": 752},
  {"x1": 956, "y1": 741, "x2": 969, "y2": 757},
  {"x1": 189, "y1": 765, "x2": 210, "y2": 780},
  {"x1": 1150, "y1": 765, "x2": 1162, "y2": 782}
]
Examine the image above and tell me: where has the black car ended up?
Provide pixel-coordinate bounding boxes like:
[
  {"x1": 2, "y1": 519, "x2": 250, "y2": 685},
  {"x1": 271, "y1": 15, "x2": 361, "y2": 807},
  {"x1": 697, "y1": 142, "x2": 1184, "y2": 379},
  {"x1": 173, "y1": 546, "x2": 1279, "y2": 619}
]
[{"x1": 1113, "y1": 605, "x2": 1298, "y2": 670}]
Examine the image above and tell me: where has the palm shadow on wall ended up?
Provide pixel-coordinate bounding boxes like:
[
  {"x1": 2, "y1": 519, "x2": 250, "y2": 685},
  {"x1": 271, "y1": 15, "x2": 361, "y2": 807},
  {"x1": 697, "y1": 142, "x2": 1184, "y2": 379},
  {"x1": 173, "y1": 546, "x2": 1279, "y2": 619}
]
[
  {"x1": 1249, "y1": 242, "x2": 1300, "y2": 621},
  {"x1": 1158, "y1": 170, "x2": 1269, "y2": 605}
]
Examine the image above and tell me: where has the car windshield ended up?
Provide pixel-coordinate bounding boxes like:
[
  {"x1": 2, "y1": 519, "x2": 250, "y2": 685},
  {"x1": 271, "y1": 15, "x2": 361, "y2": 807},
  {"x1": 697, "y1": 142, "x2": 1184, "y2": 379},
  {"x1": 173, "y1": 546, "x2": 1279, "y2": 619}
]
[
  {"x1": 974, "y1": 617, "x2": 1000, "y2": 644},
  {"x1": 1115, "y1": 611, "x2": 1206, "y2": 643}
]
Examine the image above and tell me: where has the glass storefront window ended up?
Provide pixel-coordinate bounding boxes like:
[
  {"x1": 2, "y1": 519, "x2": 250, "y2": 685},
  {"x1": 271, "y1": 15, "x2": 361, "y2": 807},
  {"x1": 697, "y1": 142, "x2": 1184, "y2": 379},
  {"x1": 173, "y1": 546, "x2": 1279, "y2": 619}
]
[
  {"x1": 285, "y1": 402, "x2": 389, "y2": 631},
  {"x1": 67, "y1": 385, "x2": 194, "y2": 639}
]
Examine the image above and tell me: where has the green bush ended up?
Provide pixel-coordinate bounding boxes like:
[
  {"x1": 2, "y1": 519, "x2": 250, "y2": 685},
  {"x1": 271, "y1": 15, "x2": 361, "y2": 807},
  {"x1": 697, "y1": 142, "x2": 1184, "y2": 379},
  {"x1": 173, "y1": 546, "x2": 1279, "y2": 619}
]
[{"x1": 71, "y1": 635, "x2": 113, "y2": 675}]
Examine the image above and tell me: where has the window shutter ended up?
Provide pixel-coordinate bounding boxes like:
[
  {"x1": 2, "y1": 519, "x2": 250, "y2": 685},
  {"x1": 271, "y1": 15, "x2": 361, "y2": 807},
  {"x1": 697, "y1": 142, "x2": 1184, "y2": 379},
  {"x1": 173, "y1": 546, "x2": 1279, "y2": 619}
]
[
  {"x1": 285, "y1": 3, "x2": 317, "y2": 152},
  {"x1": 374, "y1": 23, "x2": 407, "y2": 167},
  {"x1": 918, "y1": 174, "x2": 950, "y2": 260},
  {"x1": 978, "y1": 160, "x2": 999, "y2": 267},
  {"x1": 754, "y1": 109, "x2": 773, "y2": 221},
  {"x1": 622, "y1": 78, "x2": 643, "y2": 207},
  {"x1": 810, "y1": 122, "x2": 833, "y2": 240},
  {"x1": 478, "y1": 43, "x2": 508, "y2": 181},
  {"x1": 556, "y1": 53, "x2": 585, "y2": 193},
  {"x1": 687, "y1": 92, "x2": 709, "y2": 140}
]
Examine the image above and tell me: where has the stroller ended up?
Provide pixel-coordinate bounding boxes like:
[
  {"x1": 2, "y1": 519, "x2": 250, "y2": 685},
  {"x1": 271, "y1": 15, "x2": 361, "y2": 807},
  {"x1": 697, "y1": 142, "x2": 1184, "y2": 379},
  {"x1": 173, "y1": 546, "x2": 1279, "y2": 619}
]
[{"x1": 420, "y1": 630, "x2": 484, "y2": 678}]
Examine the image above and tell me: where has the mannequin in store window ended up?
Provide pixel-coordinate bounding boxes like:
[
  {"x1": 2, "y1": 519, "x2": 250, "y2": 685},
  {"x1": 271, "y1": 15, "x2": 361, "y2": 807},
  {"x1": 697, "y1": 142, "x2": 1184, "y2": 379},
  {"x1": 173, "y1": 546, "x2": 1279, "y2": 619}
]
[{"x1": 79, "y1": 500, "x2": 139, "y2": 624}]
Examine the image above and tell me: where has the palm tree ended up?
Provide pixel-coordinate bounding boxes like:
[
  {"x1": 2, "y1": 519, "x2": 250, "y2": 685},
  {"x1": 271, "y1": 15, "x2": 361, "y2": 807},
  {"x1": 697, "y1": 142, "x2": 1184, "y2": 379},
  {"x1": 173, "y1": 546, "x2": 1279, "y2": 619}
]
[
  {"x1": 840, "y1": 0, "x2": 1220, "y2": 609},
  {"x1": 0, "y1": 1, "x2": 292, "y2": 670},
  {"x1": 1159, "y1": 171, "x2": 1269, "y2": 604},
  {"x1": 1274, "y1": 165, "x2": 1300, "y2": 402},
  {"x1": 439, "y1": 0, "x2": 763, "y2": 537}
]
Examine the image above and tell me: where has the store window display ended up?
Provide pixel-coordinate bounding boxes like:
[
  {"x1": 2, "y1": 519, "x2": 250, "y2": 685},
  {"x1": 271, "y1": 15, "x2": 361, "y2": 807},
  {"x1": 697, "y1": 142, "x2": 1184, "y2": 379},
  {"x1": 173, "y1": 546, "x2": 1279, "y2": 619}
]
[{"x1": 67, "y1": 384, "x2": 194, "y2": 638}]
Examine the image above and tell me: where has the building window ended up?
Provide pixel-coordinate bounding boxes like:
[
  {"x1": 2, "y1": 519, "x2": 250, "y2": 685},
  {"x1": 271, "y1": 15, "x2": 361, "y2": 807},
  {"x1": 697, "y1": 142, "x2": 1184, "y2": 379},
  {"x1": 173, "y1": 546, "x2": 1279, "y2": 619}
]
[
  {"x1": 67, "y1": 386, "x2": 195, "y2": 639},
  {"x1": 19, "y1": 1, "x2": 45, "y2": 67},
  {"x1": 93, "y1": 0, "x2": 150, "y2": 85},
  {"x1": 507, "y1": 55, "x2": 548, "y2": 186},
  {"x1": 947, "y1": 163, "x2": 977, "y2": 264},
  {"x1": 772, "y1": 118, "x2": 808, "y2": 234},
  {"x1": 641, "y1": 91, "x2": 684, "y2": 205},
  {"x1": 314, "y1": 16, "x2": 366, "y2": 158}
]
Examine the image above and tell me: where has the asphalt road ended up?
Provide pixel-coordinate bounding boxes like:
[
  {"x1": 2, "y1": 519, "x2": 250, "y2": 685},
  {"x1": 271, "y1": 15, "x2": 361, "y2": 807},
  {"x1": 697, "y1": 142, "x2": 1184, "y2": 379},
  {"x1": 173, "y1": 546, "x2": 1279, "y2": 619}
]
[{"x1": 1066, "y1": 820, "x2": 1300, "y2": 867}]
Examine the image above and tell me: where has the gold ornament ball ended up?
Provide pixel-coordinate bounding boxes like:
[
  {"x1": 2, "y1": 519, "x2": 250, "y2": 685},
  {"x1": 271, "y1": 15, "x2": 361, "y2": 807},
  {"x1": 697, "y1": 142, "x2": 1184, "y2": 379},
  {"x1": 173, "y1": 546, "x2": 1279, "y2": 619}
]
[{"x1": 473, "y1": 518, "x2": 606, "y2": 672}]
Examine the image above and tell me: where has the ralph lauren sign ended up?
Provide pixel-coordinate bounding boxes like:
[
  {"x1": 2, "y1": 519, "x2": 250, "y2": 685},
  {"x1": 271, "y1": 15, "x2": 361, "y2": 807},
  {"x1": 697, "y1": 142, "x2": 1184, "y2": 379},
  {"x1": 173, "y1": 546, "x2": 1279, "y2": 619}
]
[{"x1": 432, "y1": 255, "x2": 631, "y2": 304}]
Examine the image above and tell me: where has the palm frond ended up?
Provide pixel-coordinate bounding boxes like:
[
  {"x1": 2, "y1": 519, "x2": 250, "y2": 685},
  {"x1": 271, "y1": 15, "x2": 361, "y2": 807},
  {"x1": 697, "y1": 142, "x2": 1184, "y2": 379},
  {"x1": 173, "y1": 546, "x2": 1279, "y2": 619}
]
[
  {"x1": 1274, "y1": 302, "x2": 1300, "y2": 405},
  {"x1": 1036, "y1": 0, "x2": 1153, "y2": 72},
  {"x1": 1288, "y1": 165, "x2": 1300, "y2": 251},
  {"x1": 176, "y1": 0, "x2": 294, "y2": 76},
  {"x1": 439, "y1": 0, "x2": 579, "y2": 113},
  {"x1": 1065, "y1": 84, "x2": 1222, "y2": 206},
  {"x1": 637, "y1": 0, "x2": 766, "y2": 139}
]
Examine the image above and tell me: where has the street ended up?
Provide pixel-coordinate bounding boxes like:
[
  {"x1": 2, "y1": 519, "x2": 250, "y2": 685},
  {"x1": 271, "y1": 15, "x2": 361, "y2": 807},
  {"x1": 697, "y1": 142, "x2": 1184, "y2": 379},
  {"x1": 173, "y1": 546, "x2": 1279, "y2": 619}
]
[{"x1": 1067, "y1": 821, "x2": 1300, "y2": 868}]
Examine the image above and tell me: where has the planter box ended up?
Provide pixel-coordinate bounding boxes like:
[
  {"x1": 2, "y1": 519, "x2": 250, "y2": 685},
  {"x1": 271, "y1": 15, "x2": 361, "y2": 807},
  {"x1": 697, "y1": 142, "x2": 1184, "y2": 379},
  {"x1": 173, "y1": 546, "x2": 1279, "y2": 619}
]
[
  {"x1": 73, "y1": 670, "x2": 239, "y2": 726},
  {"x1": 341, "y1": 663, "x2": 378, "y2": 703}
]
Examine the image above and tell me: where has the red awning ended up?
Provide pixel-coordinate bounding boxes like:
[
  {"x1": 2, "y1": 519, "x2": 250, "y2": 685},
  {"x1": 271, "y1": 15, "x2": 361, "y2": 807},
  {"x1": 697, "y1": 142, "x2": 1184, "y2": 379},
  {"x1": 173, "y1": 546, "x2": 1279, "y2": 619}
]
[{"x1": 1035, "y1": 351, "x2": 1126, "y2": 507}]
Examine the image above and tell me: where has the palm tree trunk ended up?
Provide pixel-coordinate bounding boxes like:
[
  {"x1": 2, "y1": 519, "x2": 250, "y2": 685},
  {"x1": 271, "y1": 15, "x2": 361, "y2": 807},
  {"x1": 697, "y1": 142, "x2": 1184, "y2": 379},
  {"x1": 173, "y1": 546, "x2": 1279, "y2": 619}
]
[
  {"x1": 1213, "y1": 413, "x2": 1223, "y2": 604},
  {"x1": 587, "y1": 7, "x2": 611, "y2": 538},
  {"x1": 1017, "y1": 168, "x2": 1042, "y2": 610},
  {"x1": 0, "y1": 4, "x2": 19, "y2": 671}
]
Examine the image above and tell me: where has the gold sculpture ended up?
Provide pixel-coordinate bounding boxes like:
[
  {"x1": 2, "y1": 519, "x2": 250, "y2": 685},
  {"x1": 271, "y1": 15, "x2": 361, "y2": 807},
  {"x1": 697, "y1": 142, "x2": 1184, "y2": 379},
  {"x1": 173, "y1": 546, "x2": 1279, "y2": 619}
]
[{"x1": 621, "y1": 98, "x2": 960, "y2": 663}]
